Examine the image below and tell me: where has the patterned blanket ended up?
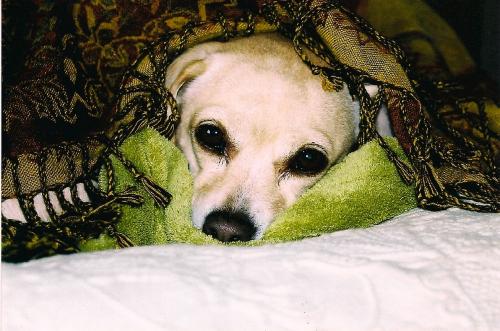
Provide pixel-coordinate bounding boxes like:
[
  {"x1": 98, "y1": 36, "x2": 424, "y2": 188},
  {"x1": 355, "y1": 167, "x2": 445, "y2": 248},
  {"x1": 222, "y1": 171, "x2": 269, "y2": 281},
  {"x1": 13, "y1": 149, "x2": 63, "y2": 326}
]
[{"x1": 2, "y1": 0, "x2": 498, "y2": 262}]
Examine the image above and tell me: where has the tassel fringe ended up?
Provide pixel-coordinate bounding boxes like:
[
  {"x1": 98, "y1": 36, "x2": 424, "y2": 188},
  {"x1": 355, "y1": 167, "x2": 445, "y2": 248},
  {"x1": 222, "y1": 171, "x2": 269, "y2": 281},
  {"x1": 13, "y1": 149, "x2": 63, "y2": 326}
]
[
  {"x1": 108, "y1": 146, "x2": 173, "y2": 208},
  {"x1": 137, "y1": 175, "x2": 172, "y2": 208}
]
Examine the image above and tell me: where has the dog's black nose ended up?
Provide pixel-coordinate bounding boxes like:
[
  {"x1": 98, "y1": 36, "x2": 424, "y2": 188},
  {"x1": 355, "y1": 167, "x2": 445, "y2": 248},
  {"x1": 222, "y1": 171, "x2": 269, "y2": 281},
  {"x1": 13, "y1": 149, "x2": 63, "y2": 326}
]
[{"x1": 202, "y1": 211, "x2": 256, "y2": 242}]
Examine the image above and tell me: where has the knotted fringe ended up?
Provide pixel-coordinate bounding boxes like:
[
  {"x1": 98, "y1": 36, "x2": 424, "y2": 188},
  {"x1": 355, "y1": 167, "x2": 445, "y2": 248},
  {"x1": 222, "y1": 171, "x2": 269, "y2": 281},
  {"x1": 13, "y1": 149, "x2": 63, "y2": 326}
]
[
  {"x1": 2, "y1": 170, "x2": 142, "y2": 262},
  {"x1": 105, "y1": 224, "x2": 135, "y2": 248},
  {"x1": 414, "y1": 161, "x2": 450, "y2": 210},
  {"x1": 103, "y1": 157, "x2": 116, "y2": 196},
  {"x1": 395, "y1": 90, "x2": 459, "y2": 210},
  {"x1": 2, "y1": 114, "x2": 172, "y2": 262},
  {"x1": 391, "y1": 156, "x2": 415, "y2": 185},
  {"x1": 136, "y1": 174, "x2": 172, "y2": 208},
  {"x1": 356, "y1": 80, "x2": 385, "y2": 146},
  {"x1": 112, "y1": 188, "x2": 145, "y2": 206},
  {"x1": 114, "y1": 231, "x2": 135, "y2": 248},
  {"x1": 476, "y1": 99, "x2": 497, "y2": 178},
  {"x1": 1, "y1": 219, "x2": 80, "y2": 263},
  {"x1": 108, "y1": 145, "x2": 172, "y2": 208},
  {"x1": 376, "y1": 135, "x2": 415, "y2": 185},
  {"x1": 89, "y1": 187, "x2": 144, "y2": 215},
  {"x1": 1, "y1": 198, "x2": 126, "y2": 262}
]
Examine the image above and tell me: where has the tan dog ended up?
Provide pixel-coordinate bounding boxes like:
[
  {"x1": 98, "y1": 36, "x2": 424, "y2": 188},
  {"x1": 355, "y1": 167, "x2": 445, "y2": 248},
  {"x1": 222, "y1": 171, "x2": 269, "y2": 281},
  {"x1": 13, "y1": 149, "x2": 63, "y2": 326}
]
[{"x1": 166, "y1": 33, "x2": 381, "y2": 242}]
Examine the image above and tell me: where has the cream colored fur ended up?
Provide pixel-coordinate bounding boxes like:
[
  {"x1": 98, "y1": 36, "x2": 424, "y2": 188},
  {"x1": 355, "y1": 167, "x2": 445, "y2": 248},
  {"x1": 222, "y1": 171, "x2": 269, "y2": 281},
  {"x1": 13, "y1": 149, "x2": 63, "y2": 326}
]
[{"x1": 167, "y1": 33, "x2": 361, "y2": 238}]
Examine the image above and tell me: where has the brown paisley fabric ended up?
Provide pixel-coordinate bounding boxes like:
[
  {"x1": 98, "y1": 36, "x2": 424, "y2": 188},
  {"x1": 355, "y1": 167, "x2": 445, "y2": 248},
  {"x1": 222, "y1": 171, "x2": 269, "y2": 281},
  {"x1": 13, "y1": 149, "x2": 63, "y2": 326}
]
[{"x1": 2, "y1": 0, "x2": 498, "y2": 262}]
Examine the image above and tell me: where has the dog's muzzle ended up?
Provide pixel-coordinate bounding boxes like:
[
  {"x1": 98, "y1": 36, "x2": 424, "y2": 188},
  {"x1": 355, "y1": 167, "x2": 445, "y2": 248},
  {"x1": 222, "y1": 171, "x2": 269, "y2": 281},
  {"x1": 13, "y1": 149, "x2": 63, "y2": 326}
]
[{"x1": 202, "y1": 210, "x2": 256, "y2": 242}]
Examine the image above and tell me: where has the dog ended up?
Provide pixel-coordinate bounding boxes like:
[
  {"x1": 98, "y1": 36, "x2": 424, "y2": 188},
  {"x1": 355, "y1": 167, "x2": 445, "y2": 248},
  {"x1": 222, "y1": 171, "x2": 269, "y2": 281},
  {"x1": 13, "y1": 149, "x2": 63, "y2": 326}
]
[
  {"x1": 1, "y1": 33, "x2": 391, "y2": 241},
  {"x1": 166, "y1": 33, "x2": 391, "y2": 242}
]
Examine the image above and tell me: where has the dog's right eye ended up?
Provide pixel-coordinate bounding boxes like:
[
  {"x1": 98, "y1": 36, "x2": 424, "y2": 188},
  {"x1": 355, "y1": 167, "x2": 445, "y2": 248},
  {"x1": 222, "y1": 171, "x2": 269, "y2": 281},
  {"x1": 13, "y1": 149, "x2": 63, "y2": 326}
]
[{"x1": 195, "y1": 123, "x2": 226, "y2": 155}]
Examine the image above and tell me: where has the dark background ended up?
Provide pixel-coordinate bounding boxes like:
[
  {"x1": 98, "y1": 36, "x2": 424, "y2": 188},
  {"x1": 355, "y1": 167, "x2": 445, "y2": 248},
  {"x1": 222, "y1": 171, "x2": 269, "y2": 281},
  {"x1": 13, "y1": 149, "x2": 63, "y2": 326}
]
[{"x1": 426, "y1": 0, "x2": 500, "y2": 85}]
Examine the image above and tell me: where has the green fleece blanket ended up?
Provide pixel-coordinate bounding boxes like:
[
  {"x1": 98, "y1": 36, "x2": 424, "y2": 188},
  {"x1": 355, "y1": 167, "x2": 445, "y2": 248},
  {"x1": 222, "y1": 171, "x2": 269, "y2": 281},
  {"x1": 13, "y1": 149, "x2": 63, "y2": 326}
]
[{"x1": 81, "y1": 128, "x2": 416, "y2": 250}]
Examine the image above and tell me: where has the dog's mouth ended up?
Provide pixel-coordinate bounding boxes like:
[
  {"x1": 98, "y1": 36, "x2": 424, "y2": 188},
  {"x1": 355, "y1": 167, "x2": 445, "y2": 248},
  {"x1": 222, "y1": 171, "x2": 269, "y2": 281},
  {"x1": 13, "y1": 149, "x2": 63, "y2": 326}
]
[{"x1": 201, "y1": 210, "x2": 257, "y2": 242}]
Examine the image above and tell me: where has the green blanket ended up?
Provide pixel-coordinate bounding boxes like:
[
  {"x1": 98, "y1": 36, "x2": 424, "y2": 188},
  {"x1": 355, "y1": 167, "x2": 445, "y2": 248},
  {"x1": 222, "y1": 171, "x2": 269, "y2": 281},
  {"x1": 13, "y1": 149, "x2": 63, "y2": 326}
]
[{"x1": 81, "y1": 128, "x2": 416, "y2": 251}]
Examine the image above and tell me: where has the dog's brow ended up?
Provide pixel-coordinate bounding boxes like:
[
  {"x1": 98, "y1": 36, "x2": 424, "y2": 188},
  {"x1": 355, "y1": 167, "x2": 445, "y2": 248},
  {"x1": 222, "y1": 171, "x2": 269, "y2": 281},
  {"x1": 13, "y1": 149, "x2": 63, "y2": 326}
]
[{"x1": 314, "y1": 129, "x2": 335, "y2": 152}]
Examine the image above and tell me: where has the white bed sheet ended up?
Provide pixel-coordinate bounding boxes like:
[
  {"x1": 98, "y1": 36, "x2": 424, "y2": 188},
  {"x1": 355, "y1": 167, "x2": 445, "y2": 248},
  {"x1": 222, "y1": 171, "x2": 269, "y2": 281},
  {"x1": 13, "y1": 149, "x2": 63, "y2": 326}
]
[{"x1": 2, "y1": 208, "x2": 500, "y2": 331}]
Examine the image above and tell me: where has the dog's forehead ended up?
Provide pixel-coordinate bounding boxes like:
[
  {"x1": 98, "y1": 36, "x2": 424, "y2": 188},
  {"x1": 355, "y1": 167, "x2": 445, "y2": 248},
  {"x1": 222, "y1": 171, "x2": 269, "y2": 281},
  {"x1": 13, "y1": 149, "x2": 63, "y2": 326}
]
[
  {"x1": 187, "y1": 55, "x2": 342, "y2": 124},
  {"x1": 191, "y1": 72, "x2": 339, "y2": 146}
]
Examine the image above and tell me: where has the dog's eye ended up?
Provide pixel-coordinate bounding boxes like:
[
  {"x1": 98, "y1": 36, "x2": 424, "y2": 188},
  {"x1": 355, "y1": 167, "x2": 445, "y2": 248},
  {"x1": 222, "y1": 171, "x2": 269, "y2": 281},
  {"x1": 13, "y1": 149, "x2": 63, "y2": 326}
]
[
  {"x1": 289, "y1": 148, "x2": 328, "y2": 175},
  {"x1": 195, "y1": 123, "x2": 226, "y2": 155}
]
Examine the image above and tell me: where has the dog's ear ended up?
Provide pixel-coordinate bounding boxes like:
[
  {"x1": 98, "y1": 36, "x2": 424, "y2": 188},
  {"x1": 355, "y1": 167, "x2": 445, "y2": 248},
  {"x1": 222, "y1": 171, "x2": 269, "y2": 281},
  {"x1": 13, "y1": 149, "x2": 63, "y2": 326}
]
[
  {"x1": 166, "y1": 60, "x2": 207, "y2": 97},
  {"x1": 165, "y1": 43, "x2": 221, "y2": 98}
]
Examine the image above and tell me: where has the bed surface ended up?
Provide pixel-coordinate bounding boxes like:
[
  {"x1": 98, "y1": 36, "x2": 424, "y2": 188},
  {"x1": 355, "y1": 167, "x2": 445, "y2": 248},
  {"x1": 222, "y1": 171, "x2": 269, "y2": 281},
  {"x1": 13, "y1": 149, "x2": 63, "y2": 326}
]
[{"x1": 2, "y1": 208, "x2": 499, "y2": 331}]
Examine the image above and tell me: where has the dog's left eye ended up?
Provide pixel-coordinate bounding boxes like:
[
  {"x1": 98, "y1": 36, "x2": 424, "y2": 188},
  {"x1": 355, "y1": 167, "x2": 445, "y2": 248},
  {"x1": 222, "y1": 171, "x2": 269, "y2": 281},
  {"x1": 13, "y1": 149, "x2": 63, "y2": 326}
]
[
  {"x1": 195, "y1": 123, "x2": 226, "y2": 155},
  {"x1": 288, "y1": 148, "x2": 328, "y2": 175}
]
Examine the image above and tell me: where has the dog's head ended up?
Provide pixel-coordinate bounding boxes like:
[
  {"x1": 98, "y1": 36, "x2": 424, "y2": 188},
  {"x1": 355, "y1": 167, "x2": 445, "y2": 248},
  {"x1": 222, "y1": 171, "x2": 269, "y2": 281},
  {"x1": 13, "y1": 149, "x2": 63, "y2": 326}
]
[{"x1": 166, "y1": 34, "x2": 356, "y2": 242}]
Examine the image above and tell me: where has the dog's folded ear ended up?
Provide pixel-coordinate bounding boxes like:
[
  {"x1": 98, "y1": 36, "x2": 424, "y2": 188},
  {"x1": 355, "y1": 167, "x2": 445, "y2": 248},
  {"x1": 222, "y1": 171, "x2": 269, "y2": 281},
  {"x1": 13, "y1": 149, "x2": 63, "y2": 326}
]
[
  {"x1": 165, "y1": 43, "x2": 221, "y2": 98},
  {"x1": 166, "y1": 60, "x2": 207, "y2": 97}
]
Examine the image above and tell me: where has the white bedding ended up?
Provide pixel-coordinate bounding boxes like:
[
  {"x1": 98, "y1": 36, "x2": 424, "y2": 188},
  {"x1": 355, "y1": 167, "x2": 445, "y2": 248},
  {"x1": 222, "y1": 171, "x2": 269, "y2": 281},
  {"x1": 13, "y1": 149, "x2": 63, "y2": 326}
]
[{"x1": 2, "y1": 208, "x2": 499, "y2": 331}]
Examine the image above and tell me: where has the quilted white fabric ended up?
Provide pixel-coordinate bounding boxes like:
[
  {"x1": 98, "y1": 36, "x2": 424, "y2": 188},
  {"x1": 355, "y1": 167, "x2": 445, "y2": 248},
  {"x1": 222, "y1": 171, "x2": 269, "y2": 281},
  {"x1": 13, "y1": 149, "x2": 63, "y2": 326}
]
[{"x1": 2, "y1": 208, "x2": 499, "y2": 331}]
